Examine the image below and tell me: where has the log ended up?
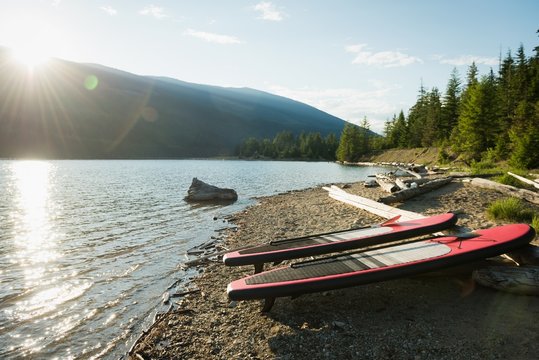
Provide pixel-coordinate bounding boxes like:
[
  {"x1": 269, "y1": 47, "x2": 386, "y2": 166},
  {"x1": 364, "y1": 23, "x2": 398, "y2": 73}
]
[
  {"x1": 507, "y1": 172, "x2": 539, "y2": 190},
  {"x1": 396, "y1": 166, "x2": 423, "y2": 179},
  {"x1": 364, "y1": 178, "x2": 378, "y2": 188},
  {"x1": 473, "y1": 265, "x2": 539, "y2": 296},
  {"x1": 470, "y1": 177, "x2": 539, "y2": 205},
  {"x1": 395, "y1": 178, "x2": 408, "y2": 190},
  {"x1": 402, "y1": 177, "x2": 435, "y2": 186},
  {"x1": 376, "y1": 178, "x2": 398, "y2": 193},
  {"x1": 323, "y1": 186, "x2": 426, "y2": 220},
  {"x1": 378, "y1": 177, "x2": 453, "y2": 204},
  {"x1": 506, "y1": 244, "x2": 539, "y2": 266}
]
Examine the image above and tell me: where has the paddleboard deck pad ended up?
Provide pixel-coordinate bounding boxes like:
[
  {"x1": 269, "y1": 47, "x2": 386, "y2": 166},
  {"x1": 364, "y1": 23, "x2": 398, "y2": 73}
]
[
  {"x1": 227, "y1": 224, "x2": 535, "y2": 310},
  {"x1": 223, "y1": 213, "x2": 457, "y2": 269}
]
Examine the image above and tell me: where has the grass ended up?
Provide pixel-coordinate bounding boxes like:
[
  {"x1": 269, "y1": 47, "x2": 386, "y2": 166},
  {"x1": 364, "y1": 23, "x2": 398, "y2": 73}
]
[
  {"x1": 486, "y1": 197, "x2": 536, "y2": 223},
  {"x1": 532, "y1": 215, "x2": 539, "y2": 234}
]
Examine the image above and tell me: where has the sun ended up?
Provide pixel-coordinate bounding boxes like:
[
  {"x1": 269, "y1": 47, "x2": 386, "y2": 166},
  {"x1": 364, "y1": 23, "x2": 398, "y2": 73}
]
[
  {"x1": 12, "y1": 45, "x2": 51, "y2": 69},
  {"x1": 4, "y1": 14, "x2": 61, "y2": 70}
]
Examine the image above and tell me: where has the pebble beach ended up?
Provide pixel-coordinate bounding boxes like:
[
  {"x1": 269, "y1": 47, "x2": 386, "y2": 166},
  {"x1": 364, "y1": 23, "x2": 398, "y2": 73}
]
[{"x1": 129, "y1": 179, "x2": 539, "y2": 360}]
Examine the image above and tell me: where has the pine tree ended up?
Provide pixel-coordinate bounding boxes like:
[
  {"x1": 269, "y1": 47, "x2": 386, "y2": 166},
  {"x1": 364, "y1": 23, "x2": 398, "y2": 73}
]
[
  {"x1": 441, "y1": 68, "x2": 461, "y2": 139},
  {"x1": 336, "y1": 123, "x2": 362, "y2": 162},
  {"x1": 324, "y1": 133, "x2": 338, "y2": 160},
  {"x1": 421, "y1": 88, "x2": 442, "y2": 146},
  {"x1": 406, "y1": 84, "x2": 428, "y2": 147}
]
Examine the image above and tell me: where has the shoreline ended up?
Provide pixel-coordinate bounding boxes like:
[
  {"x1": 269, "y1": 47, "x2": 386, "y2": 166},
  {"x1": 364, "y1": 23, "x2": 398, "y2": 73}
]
[{"x1": 129, "y1": 179, "x2": 539, "y2": 360}]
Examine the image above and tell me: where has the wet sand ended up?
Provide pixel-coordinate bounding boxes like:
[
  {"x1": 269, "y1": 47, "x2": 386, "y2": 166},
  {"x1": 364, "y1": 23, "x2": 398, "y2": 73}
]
[{"x1": 129, "y1": 179, "x2": 539, "y2": 360}]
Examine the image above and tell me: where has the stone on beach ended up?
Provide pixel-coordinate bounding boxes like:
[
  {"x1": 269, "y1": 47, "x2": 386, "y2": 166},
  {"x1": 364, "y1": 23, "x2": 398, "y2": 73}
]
[{"x1": 185, "y1": 177, "x2": 238, "y2": 202}]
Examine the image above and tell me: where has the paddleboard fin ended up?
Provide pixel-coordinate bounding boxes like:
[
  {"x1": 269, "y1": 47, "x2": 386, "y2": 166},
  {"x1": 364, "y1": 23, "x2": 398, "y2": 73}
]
[
  {"x1": 261, "y1": 298, "x2": 275, "y2": 312},
  {"x1": 380, "y1": 215, "x2": 401, "y2": 226},
  {"x1": 254, "y1": 263, "x2": 264, "y2": 274}
]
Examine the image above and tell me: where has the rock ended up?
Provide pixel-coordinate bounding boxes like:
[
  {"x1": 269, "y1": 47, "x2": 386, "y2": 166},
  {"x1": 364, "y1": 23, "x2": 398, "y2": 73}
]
[{"x1": 185, "y1": 178, "x2": 238, "y2": 202}]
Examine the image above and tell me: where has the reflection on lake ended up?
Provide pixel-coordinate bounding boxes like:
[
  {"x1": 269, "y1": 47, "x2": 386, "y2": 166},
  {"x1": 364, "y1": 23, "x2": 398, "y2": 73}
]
[{"x1": 0, "y1": 160, "x2": 386, "y2": 359}]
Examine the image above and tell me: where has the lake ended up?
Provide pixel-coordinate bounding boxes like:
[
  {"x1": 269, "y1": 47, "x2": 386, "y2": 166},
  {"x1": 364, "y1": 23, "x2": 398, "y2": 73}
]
[{"x1": 0, "y1": 159, "x2": 386, "y2": 359}]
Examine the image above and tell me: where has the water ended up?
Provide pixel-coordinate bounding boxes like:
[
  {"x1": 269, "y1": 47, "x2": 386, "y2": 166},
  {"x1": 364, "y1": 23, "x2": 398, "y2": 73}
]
[{"x1": 0, "y1": 159, "x2": 386, "y2": 359}]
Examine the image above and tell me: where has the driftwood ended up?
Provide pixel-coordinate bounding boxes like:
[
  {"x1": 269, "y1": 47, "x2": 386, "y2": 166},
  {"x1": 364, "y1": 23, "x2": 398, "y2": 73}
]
[
  {"x1": 508, "y1": 172, "x2": 539, "y2": 190},
  {"x1": 378, "y1": 177, "x2": 453, "y2": 204},
  {"x1": 449, "y1": 172, "x2": 503, "y2": 179},
  {"x1": 507, "y1": 244, "x2": 539, "y2": 266},
  {"x1": 470, "y1": 177, "x2": 539, "y2": 205},
  {"x1": 395, "y1": 178, "x2": 408, "y2": 190},
  {"x1": 323, "y1": 186, "x2": 425, "y2": 220},
  {"x1": 376, "y1": 178, "x2": 398, "y2": 193},
  {"x1": 364, "y1": 178, "x2": 378, "y2": 188},
  {"x1": 402, "y1": 177, "x2": 435, "y2": 186},
  {"x1": 473, "y1": 266, "x2": 539, "y2": 295},
  {"x1": 396, "y1": 166, "x2": 423, "y2": 179}
]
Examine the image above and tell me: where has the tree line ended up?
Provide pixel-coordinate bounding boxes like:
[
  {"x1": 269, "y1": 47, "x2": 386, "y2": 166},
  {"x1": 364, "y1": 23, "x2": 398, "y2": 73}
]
[
  {"x1": 237, "y1": 131, "x2": 339, "y2": 160},
  {"x1": 239, "y1": 32, "x2": 538, "y2": 168},
  {"x1": 382, "y1": 33, "x2": 539, "y2": 169}
]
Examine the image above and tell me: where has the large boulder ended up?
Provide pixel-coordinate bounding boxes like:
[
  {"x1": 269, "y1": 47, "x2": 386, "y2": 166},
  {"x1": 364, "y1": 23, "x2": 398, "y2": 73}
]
[{"x1": 185, "y1": 178, "x2": 238, "y2": 202}]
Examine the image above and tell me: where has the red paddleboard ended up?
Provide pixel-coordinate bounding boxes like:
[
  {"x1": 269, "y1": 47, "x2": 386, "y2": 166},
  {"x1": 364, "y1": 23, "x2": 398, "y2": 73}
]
[
  {"x1": 227, "y1": 224, "x2": 535, "y2": 311},
  {"x1": 223, "y1": 213, "x2": 457, "y2": 271}
]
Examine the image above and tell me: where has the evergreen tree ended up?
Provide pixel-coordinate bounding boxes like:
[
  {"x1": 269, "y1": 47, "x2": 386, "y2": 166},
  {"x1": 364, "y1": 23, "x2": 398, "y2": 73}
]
[
  {"x1": 394, "y1": 110, "x2": 408, "y2": 147},
  {"x1": 273, "y1": 131, "x2": 298, "y2": 158},
  {"x1": 336, "y1": 123, "x2": 362, "y2": 162},
  {"x1": 406, "y1": 84, "x2": 428, "y2": 147},
  {"x1": 324, "y1": 133, "x2": 338, "y2": 160},
  {"x1": 441, "y1": 68, "x2": 461, "y2": 139},
  {"x1": 421, "y1": 87, "x2": 442, "y2": 146},
  {"x1": 452, "y1": 67, "x2": 499, "y2": 161}
]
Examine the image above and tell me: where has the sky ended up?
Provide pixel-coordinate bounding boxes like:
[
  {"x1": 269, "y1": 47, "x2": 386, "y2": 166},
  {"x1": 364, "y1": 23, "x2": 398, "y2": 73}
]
[{"x1": 0, "y1": 0, "x2": 538, "y2": 133}]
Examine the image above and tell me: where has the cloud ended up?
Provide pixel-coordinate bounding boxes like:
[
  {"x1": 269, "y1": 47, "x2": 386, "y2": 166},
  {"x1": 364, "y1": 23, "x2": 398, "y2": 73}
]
[
  {"x1": 100, "y1": 5, "x2": 117, "y2": 16},
  {"x1": 139, "y1": 5, "x2": 168, "y2": 19},
  {"x1": 346, "y1": 44, "x2": 423, "y2": 68},
  {"x1": 268, "y1": 83, "x2": 402, "y2": 133},
  {"x1": 254, "y1": 2, "x2": 284, "y2": 21},
  {"x1": 439, "y1": 55, "x2": 498, "y2": 66},
  {"x1": 184, "y1": 29, "x2": 242, "y2": 45}
]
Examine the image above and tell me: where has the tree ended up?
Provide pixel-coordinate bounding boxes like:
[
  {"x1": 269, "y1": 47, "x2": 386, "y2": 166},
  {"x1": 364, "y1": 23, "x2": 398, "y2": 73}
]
[
  {"x1": 324, "y1": 133, "x2": 338, "y2": 160},
  {"x1": 441, "y1": 68, "x2": 461, "y2": 139},
  {"x1": 336, "y1": 123, "x2": 362, "y2": 162},
  {"x1": 406, "y1": 83, "x2": 428, "y2": 147},
  {"x1": 273, "y1": 131, "x2": 298, "y2": 158},
  {"x1": 421, "y1": 87, "x2": 442, "y2": 146},
  {"x1": 452, "y1": 68, "x2": 499, "y2": 161}
]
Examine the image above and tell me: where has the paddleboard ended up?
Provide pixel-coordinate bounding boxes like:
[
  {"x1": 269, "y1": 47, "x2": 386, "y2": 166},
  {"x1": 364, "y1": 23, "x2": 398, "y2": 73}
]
[
  {"x1": 223, "y1": 213, "x2": 457, "y2": 270},
  {"x1": 227, "y1": 224, "x2": 535, "y2": 310}
]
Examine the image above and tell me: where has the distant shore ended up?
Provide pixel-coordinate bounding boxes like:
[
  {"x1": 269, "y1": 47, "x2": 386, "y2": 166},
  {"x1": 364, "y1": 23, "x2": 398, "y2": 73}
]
[{"x1": 129, "y1": 178, "x2": 539, "y2": 360}]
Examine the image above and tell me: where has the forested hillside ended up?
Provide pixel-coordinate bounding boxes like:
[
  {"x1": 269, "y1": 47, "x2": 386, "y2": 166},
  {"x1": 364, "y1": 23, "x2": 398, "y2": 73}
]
[
  {"x1": 381, "y1": 33, "x2": 539, "y2": 169},
  {"x1": 0, "y1": 48, "x2": 347, "y2": 159}
]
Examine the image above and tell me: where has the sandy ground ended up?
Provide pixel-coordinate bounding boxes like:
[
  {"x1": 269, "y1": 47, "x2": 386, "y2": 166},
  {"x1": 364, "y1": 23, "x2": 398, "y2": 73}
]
[{"x1": 129, "y1": 178, "x2": 539, "y2": 360}]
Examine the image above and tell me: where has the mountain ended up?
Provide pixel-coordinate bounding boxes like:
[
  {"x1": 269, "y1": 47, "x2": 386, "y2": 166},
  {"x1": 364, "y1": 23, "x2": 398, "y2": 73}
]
[{"x1": 0, "y1": 48, "x2": 349, "y2": 159}]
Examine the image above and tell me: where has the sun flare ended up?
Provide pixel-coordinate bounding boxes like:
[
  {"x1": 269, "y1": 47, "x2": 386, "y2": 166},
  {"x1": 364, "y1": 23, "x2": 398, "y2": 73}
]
[
  {"x1": 4, "y1": 14, "x2": 61, "y2": 70},
  {"x1": 12, "y1": 45, "x2": 51, "y2": 69}
]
